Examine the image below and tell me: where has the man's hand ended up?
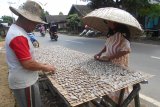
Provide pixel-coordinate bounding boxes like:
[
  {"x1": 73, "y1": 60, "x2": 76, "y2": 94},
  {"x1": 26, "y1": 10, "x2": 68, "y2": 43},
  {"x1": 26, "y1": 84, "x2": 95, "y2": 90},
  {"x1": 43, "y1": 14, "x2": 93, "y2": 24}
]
[
  {"x1": 20, "y1": 59, "x2": 56, "y2": 72},
  {"x1": 42, "y1": 64, "x2": 56, "y2": 73}
]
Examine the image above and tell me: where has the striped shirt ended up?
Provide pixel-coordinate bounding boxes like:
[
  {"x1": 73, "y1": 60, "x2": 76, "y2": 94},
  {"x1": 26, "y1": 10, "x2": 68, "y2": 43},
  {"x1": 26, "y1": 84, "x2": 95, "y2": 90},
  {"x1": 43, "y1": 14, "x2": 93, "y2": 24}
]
[{"x1": 105, "y1": 32, "x2": 131, "y2": 67}]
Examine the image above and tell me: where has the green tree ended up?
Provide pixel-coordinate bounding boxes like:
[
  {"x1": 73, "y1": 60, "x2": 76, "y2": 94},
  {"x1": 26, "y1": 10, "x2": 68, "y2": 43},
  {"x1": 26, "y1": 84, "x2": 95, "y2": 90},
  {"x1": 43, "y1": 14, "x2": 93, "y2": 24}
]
[
  {"x1": 59, "y1": 12, "x2": 63, "y2": 15},
  {"x1": 87, "y1": 0, "x2": 158, "y2": 17},
  {"x1": 41, "y1": 9, "x2": 49, "y2": 22},
  {"x1": 139, "y1": 3, "x2": 160, "y2": 17},
  {"x1": 67, "y1": 14, "x2": 82, "y2": 33},
  {"x1": 0, "y1": 19, "x2": 3, "y2": 23},
  {"x1": 120, "y1": 0, "x2": 150, "y2": 17},
  {"x1": 88, "y1": 0, "x2": 115, "y2": 9},
  {"x1": 1, "y1": 15, "x2": 14, "y2": 24}
]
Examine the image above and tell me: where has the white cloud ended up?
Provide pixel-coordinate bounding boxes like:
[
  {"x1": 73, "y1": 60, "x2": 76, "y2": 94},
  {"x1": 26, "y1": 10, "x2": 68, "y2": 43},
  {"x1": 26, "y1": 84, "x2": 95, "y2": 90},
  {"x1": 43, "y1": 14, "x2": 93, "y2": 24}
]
[{"x1": 0, "y1": 0, "x2": 88, "y2": 18}]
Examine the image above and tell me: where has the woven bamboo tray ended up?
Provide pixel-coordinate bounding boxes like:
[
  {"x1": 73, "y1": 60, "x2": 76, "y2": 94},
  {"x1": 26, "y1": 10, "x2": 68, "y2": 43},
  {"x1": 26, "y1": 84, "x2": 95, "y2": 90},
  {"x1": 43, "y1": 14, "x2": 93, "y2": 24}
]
[{"x1": 35, "y1": 45, "x2": 153, "y2": 107}]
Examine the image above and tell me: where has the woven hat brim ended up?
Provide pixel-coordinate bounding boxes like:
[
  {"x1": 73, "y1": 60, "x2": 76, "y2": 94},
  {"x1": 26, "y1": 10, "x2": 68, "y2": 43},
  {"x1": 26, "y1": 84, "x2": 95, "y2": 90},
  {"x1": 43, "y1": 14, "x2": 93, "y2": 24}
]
[
  {"x1": 83, "y1": 16, "x2": 143, "y2": 38},
  {"x1": 10, "y1": 6, "x2": 47, "y2": 24},
  {"x1": 83, "y1": 7, "x2": 143, "y2": 38}
]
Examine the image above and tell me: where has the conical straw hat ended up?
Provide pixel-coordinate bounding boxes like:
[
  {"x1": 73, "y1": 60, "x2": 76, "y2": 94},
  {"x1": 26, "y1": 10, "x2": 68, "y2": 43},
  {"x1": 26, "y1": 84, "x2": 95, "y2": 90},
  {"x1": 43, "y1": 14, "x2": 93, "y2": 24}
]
[
  {"x1": 83, "y1": 7, "x2": 143, "y2": 37},
  {"x1": 9, "y1": 0, "x2": 47, "y2": 24}
]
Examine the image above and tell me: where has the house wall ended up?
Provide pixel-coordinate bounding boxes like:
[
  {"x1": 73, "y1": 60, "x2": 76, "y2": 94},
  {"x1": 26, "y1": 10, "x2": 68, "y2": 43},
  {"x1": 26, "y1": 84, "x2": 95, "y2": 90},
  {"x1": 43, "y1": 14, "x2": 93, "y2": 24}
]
[
  {"x1": 144, "y1": 16, "x2": 160, "y2": 37},
  {"x1": 58, "y1": 23, "x2": 67, "y2": 29},
  {"x1": 145, "y1": 16, "x2": 160, "y2": 29}
]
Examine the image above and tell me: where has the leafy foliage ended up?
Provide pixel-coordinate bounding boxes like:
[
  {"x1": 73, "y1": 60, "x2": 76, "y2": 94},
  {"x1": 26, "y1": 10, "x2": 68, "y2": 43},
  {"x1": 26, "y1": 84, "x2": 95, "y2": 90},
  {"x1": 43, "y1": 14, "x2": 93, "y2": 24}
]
[
  {"x1": 120, "y1": 0, "x2": 150, "y2": 16},
  {"x1": 139, "y1": 3, "x2": 160, "y2": 17},
  {"x1": 0, "y1": 19, "x2": 3, "y2": 23},
  {"x1": 87, "y1": 0, "x2": 160, "y2": 17},
  {"x1": 88, "y1": 0, "x2": 116, "y2": 9},
  {"x1": 67, "y1": 14, "x2": 82, "y2": 32},
  {"x1": 1, "y1": 16, "x2": 14, "y2": 24},
  {"x1": 0, "y1": 36, "x2": 5, "y2": 42},
  {"x1": 41, "y1": 9, "x2": 49, "y2": 22},
  {"x1": 59, "y1": 12, "x2": 63, "y2": 15}
]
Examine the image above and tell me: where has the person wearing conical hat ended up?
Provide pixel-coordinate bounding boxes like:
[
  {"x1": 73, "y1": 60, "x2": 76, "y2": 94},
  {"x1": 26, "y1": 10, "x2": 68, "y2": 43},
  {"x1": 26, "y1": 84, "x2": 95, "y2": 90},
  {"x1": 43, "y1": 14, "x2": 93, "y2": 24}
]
[
  {"x1": 94, "y1": 20, "x2": 133, "y2": 106},
  {"x1": 5, "y1": 1, "x2": 56, "y2": 107},
  {"x1": 82, "y1": 7, "x2": 143, "y2": 106}
]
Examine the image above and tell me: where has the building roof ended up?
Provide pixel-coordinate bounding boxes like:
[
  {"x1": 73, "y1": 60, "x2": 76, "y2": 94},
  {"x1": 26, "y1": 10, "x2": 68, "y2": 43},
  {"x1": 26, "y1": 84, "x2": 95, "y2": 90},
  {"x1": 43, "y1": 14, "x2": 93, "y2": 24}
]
[
  {"x1": 46, "y1": 5, "x2": 93, "y2": 23},
  {"x1": 68, "y1": 5, "x2": 93, "y2": 17},
  {"x1": 45, "y1": 15, "x2": 67, "y2": 23}
]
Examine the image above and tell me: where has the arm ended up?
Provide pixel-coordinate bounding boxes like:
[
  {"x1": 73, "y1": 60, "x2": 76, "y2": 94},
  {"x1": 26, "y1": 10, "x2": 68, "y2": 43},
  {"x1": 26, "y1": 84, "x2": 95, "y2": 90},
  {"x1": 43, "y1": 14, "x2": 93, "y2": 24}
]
[
  {"x1": 94, "y1": 46, "x2": 106, "y2": 60},
  {"x1": 10, "y1": 36, "x2": 55, "y2": 72},
  {"x1": 98, "y1": 46, "x2": 106, "y2": 55},
  {"x1": 20, "y1": 59, "x2": 55, "y2": 72}
]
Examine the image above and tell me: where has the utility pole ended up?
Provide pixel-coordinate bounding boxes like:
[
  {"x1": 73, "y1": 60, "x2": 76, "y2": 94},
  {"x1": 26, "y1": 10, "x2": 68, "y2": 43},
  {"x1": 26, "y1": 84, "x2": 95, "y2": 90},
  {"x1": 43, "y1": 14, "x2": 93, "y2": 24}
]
[{"x1": 8, "y1": 1, "x2": 16, "y2": 23}]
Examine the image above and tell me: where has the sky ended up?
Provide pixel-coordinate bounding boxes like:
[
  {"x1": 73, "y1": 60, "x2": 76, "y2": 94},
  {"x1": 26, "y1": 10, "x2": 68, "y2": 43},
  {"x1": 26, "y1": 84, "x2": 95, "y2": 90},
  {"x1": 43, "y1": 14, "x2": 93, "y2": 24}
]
[{"x1": 0, "y1": 0, "x2": 88, "y2": 18}]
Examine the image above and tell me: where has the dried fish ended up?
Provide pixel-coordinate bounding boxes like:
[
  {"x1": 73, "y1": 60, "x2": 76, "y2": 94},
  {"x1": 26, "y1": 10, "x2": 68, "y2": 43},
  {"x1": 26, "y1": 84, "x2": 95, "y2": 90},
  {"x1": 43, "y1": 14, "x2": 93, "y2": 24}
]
[{"x1": 35, "y1": 45, "x2": 153, "y2": 107}]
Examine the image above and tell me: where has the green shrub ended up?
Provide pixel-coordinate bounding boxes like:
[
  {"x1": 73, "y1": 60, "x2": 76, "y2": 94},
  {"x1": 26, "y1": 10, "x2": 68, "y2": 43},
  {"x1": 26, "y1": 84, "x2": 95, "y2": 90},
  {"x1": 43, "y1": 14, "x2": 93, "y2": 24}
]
[{"x1": 0, "y1": 36, "x2": 5, "y2": 42}]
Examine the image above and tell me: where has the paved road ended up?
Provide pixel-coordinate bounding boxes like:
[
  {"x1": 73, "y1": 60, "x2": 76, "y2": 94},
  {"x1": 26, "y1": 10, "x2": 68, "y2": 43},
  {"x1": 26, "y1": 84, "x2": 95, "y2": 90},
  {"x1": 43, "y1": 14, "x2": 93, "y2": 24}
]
[{"x1": 35, "y1": 32, "x2": 160, "y2": 107}]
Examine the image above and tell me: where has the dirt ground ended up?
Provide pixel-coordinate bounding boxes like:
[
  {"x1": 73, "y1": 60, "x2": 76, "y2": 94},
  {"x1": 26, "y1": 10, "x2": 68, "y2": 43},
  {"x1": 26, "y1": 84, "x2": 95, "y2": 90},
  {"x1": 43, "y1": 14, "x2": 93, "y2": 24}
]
[{"x1": 0, "y1": 45, "x2": 16, "y2": 107}]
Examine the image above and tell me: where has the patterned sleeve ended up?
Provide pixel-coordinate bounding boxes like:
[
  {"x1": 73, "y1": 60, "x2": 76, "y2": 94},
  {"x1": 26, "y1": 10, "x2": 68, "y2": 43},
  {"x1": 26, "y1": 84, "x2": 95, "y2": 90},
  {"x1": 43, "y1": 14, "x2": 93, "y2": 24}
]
[
  {"x1": 120, "y1": 33, "x2": 131, "y2": 52},
  {"x1": 9, "y1": 36, "x2": 32, "y2": 61}
]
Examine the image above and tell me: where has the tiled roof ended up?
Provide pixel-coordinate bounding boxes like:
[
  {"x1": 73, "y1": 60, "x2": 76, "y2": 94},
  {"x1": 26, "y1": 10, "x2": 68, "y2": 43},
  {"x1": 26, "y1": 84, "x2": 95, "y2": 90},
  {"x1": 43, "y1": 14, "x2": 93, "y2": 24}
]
[
  {"x1": 45, "y1": 15, "x2": 67, "y2": 23},
  {"x1": 45, "y1": 5, "x2": 93, "y2": 23},
  {"x1": 68, "y1": 5, "x2": 93, "y2": 17}
]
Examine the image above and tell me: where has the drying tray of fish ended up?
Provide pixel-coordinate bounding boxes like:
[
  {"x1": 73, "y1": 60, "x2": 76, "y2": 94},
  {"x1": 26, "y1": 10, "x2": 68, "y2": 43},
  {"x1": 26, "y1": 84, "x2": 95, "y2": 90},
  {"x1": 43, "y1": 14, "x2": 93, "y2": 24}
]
[{"x1": 35, "y1": 45, "x2": 153, "y2": 107}]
